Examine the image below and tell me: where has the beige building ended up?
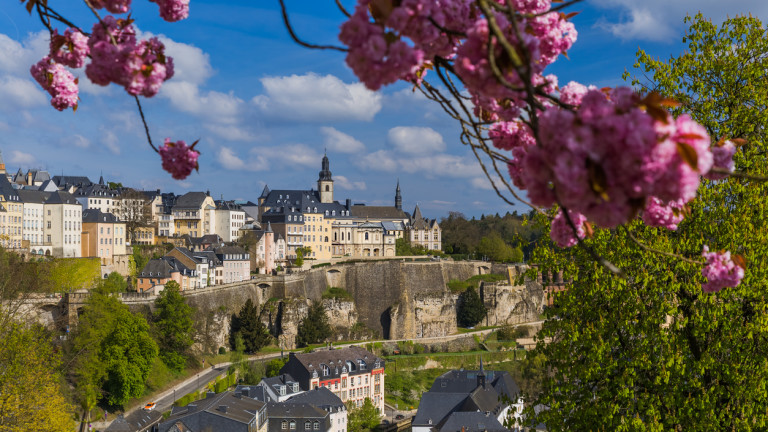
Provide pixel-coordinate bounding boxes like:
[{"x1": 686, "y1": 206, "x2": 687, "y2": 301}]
[
  {"x1": 18, "y1": 190, "x2": 50, "y2": 255},
  {"x1": 172, "y1": 192, "x2": 216, "y2": 238},
  {"x1": 81, "y1": 209, "x2": 127, "y2": 264},
  {"x1": 0, "y1": 154, "x2": 22, "y2": 250},
  {"x1": 44, "y1": 191, "x2": 82, "y2": 258},
  {"x1": 409, "y1": 205, "x2": 442, "y2": 251}
]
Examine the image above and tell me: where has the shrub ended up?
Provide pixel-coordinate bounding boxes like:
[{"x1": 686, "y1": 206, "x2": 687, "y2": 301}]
[
  {"x1": 322, "y1": 287, "x2": 353, "y2": 301},
  {"x1": 218, "y1": 346, "x2": 226, "y2": 355}
]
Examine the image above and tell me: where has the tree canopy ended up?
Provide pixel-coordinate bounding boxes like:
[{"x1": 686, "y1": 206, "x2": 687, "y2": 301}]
[
  {"x1": 457, "y1": 287, "x2": 486, "y2": 328},
  {"x1": 0, "y1": 321, "x2": 75, "y2": 432},
  {"x1": 68, "y1": 292, "x2": 158, "y2": 410},
  {"x1": 296, "y1": 301, "x2": 332, "y2": 348},
  {"x1": 347, "y1": 398, "x2": 381, "y2": 432},
  {"x1": 529, "y1": 14, "x2": 768, "y2": 430},
  {"x1": 153, "y1": 280, "x2": 195, "y2": 371},
  {"x1": 229, "y1": 298, "x2": 271, "y2": 354}
]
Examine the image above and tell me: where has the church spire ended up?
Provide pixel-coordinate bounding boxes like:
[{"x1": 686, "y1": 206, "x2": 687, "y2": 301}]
[{"x1": 395, "y1": 179, "x2": 402, "y2": 211}]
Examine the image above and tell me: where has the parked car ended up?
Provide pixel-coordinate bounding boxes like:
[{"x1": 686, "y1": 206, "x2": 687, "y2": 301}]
[
  {"x1": 143, "y1": 402, "x2": 156, "y2": 411},
  {"x1": 395, "y1": 414, "x2": 405, "y2": 421}
]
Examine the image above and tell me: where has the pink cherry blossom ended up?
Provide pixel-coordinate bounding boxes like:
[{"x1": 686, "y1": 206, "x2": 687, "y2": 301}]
[
  {"x1": 642, "y1": 197, "x2": 685, "y2": 230},
  {"x1": 705, "y1": 139, "x2": 737, "y2": 180},
  {"x1": 151, "y1": 0, "x2": 190, "y2": 22},
  {"x1": 159, "y1": 139, "x2": 199, "y2": 180},
  {"x1": 559, "y1": 81, "x2": 592, "y2": 106},
  {"x1": 121, "y1": 37, "x2": 175, "y2": 97},
  {"x1": 85, "y1": 16, "x2": 137, "y2": 86},
  {"x1": 30, "y1": 56, "x2": 79, "y2": 111},
  {"x1": 89, "y1": 0, "x2": 132, "y2": 14},
  {"x1": 339, "y1": 1, "x2": 424, "y2": 91},
  {"x1": 50, "y1": 28, "x2": 89, "y2": 69},
  {"x1": 550, "y1": 209, "x2": 587, "y2": 248},
  {"x1": 701, "y1": 246, "x2": 744, "y2": 293}
]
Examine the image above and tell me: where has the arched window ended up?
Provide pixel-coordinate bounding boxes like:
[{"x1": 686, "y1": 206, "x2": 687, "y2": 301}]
[
  {"x1": 325, "y1": 185, "x2": 329, "y2": 191},
  {"x1": 314, "y1": 207, "x2": 317, "y2": 213},
  {"x1": 365, "y1": 232, "x2": 369, "y2": 240},
  {"x1": 325, "y1": 210, "x2": 329, "y2": 216}
]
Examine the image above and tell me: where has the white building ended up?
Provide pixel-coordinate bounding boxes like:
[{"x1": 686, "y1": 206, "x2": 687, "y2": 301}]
[
  {"x1": 17, "y1": 190, "x2": 48, "y2": 255},
  {"x1": 214, "y1": 200, "x2": 246, "y2": 242},
  {"x1": 44, "y1": 191, "x2": 82, "y2": 258},
  {"x1": 213, "y1": 245, "x2": 250, "y2": 283}
]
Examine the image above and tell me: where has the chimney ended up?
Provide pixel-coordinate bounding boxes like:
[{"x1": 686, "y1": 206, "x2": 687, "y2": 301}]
[
  {"x1": 218, "y1": 405, "x2": 228, "y2": 413},
  {"x1": 187, "y1": 404, "x2": 197, "y2": 413},
  {"x1": 346, "y1": 199, "x2": 351, "y2": 210},
  {"x1": 206, "y1": 391, "x2": 216, "y2": 399}
]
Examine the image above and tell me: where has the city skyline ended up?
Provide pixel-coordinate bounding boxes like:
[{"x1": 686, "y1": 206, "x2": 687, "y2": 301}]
[{"x1": 0, "y1": 0, "x2": 766, "y2": 219}]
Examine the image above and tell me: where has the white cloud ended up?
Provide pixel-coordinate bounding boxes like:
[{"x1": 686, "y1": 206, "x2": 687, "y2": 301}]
[
  {"x1": 218, "y1": 147, "x2": 269, "y2": 171},
  {"x1": 0, "y1": 32, "x2": 47, "y2": 76},
  {"x1": 335, "y1": 175, "x2": 367, "y2": 191},
  {"x1": 9, "y1": 150, "x2": 35, "y2": 165},
  {"x1": 0, "y1": 75, "x2": 46, "y2": 109},
  {"x1": 102, "y1": 130, "x2": 121, "y2": 155},
  {"x1": 257, "y1": 144, "x2": 322, "y2": 168},
  {"x1": 471, "y1": 177, "x2": 494, "y2": 190},
  {"x1": 357, "y1": 150, "x2": 399, "y2": 172},
  {"x1": 205, "y1": 124, "x2": 255, "y2": 142},
  {"x1": 253, "y1": 73, "x2": 382, "y2": 122},
  {"x1": 321, "y1": 127, "x2": 366, "y2": 153},
  {"x1": 591, "y1": 0, "x2": 768, "y2": 41},
  {"x1": 162, "y1": 81, "x2": 244, "y2": 124},
  {"x1": 71, "y1": 134, "x2": 91, "y2": 149},
  {"x1": 388, "y1": 126, "x2": 445, "y2": 154},
  {"x1": 357, "y1": 149, "x2": 482, "y2": 179},
  {"x1": 157, "y1": 36, "x2": 213, "y2": 86}
]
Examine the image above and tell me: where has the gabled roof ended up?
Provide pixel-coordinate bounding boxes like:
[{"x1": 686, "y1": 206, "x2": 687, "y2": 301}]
[
  {"x1": 213, "y1": 245, "x2": 248, "y2": 257},
  {"x1": 51, "y1": 175, "x2": 93, "y2": 188},
  {"x1": 0, "y1": 174, "x2": 20, "y2": 201},
  {"x1": 17, "y1": 189, "x2": 50, "y2": 204},
  {"x1": 82, "y1": 208, "x2": 120, "y2": 223},
  {"x1": 105, "y1": 409, "x2": 162, "y2": 432},
  {"x1": 287, "y1": 387, "x2": 344, "y2": 411},
  {"x1": 73, "y1": 182, "x2": 119, "y2": 199},
  {"x1": 412, "y1": 393, "x2": 467, "y2": 428},
  {"x1": 216, "y1": 200, "x2": 243, "y2": 211},
  {"x1": 174, "y1": 191, "x2": 210, "y2": 209},
  {"x1": 45, "y1": 190, "x2": 79, "y2": 205},
  {"x1": 195, "y1": 250, "x2": 223, "y2": 267},
  {"x1": 281, "y1": 346, "x2": 384, "y2": 381},
  {"x1": 438, "y1": 411, "x2": 508, "y2": 432},
  {"x1": 411, "y1": 204, "x2": 429, "y2": 230},
  {"x1": 161, "y1": 391, "x2": 265, "y2": 431},
  {"x1": 260, "y1": 185, "x2": 271, "y2": 199},
  {"x1": 350, "y1": 206, "x2": 409, "y2": 220}
]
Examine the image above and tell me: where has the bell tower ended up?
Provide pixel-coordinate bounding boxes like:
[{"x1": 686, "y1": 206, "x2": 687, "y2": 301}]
[
  {"x1": 318, "y1": 152, "x2": 334, "y2": 204},
  {"x1": 395, "y1": 180, "x2": 402, "y2": 211}
]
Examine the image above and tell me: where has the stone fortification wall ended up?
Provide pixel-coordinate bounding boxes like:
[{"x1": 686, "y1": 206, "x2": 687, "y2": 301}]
[{"x1": 19, "y1": 261, "x2": 545, "y2": 352}]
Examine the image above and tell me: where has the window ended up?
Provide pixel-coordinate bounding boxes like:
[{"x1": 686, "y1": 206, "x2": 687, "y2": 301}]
[
  {"x1": 282, "y1": 421, "x2": 288, "y2": 430},
  {"x1": 290, "y1": 421, "x2": 296, "y2": 430},
  {"x1": 313, "y1": 421, "x2": 319, "y2": 430},
  {"x1": 305, "y1": 421, "x2": 311, "y2": 430}
]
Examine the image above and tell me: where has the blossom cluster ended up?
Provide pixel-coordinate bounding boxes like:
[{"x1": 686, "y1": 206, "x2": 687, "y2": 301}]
[
  {"x1": 701, "y1": 246, "x2": 745, "y2": 293},
  {"x1": 159, "y1": 139, "x2": 199, "y2": 180},
  {"x1": 29, "y1": 0, "x2": 189, "y2": 178},
  {"x1": 30, "y1": 57, "x2": 79, "y2": 111}
]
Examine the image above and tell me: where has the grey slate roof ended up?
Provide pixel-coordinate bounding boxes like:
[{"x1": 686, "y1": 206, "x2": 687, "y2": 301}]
[
  {"x1": 159, "y1": 391, "x2": 265, "y2": 432},
  {"x1": 350, "y1": 205, "x2": 409, "y2": 220},
  {"x1": 83, "y1": 208, "x2": 119, "y2": 223},
  {"x1": 235, "y1": 385, "x2": 269, "y2": 402},
  {"x1": 195, "y1": 250, "x2": 222, "y2": 267},
  {"x1": 105, "y1": 409, "x2": 162, "y2": 432},
  {"x1": 174, "y1": 191, "x2": 210, "y2": 209},
  {"x1": 414, "y1": 369, "x2": 521, "y2": 431},
  {"x1": 17, "y1": 189, "x2": 50, "y2": 204},
  {"x1": 51, "y1": 175, "x2": 93, "y2": 188},
  {"x1": 266, "y1": 402, "x2": 330, "y2": 432},
  {"x1": 45, "y1": 190, "x2": 80, "y2": 205},
  {"x1": 260, "y1": 189, "x2": 350, "y2": 225},
  {"x1": 215, "y1": 200, "x2": 242, "y2": 211},
  {"x1": 0, "y1": 174, "x2": 20, "y2": 201},
  {"x1": 438, "y1": 411, "x2": 509, "y2": 432},
  {"x1": 287, "y1": 387, "x2": 345, "y2": 412}
]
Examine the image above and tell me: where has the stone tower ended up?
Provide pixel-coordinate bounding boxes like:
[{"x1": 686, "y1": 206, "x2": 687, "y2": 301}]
[
  {"x1": 265, "y1": 221, "x2": 275, "y2": 274},
  {"x1": 395, "y1": 179, "x2": 402, "y2": 211},
  {"x1": 318, "y1": 153, "x2": 334, "y2": 204}
]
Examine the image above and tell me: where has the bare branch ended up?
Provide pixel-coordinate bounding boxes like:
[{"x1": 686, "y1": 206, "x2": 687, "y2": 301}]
[{"x1": 278, "y1": 0, "x2": 348, "y2": 52}]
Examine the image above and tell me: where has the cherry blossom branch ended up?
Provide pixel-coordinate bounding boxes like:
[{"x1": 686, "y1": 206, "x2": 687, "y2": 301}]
[
  {"x1": 561, "y1": 206, "x2": 624, "y2": 276},
  {"x1": 135, "y1": 96, "x2": 158, "y2": 153},
  {"x1": 335, "y1": 0, "x2": 351, "y2": 18},
  {"x1": 277, "y1": 0, "x2": 348, "y2": 52}
]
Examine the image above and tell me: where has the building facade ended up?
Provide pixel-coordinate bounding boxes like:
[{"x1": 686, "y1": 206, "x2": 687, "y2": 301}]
[{"x1": 280, "y1": 346, "x2": 386, "y2": 414}]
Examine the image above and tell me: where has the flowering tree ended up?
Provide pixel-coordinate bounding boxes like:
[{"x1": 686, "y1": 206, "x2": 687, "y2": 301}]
[{"x1": 528, "y1": 14, "x2": 768, "y2": 429}]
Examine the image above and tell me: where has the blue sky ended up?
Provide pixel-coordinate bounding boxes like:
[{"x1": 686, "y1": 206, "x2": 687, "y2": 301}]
[{"x1": 0, "y1": 0, "x2": 766, "y2": 219}]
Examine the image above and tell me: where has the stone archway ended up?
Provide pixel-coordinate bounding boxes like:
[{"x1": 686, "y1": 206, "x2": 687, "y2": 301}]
[{"x1": 478, "y1": 265, "x2": 491, "y2": 275}]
